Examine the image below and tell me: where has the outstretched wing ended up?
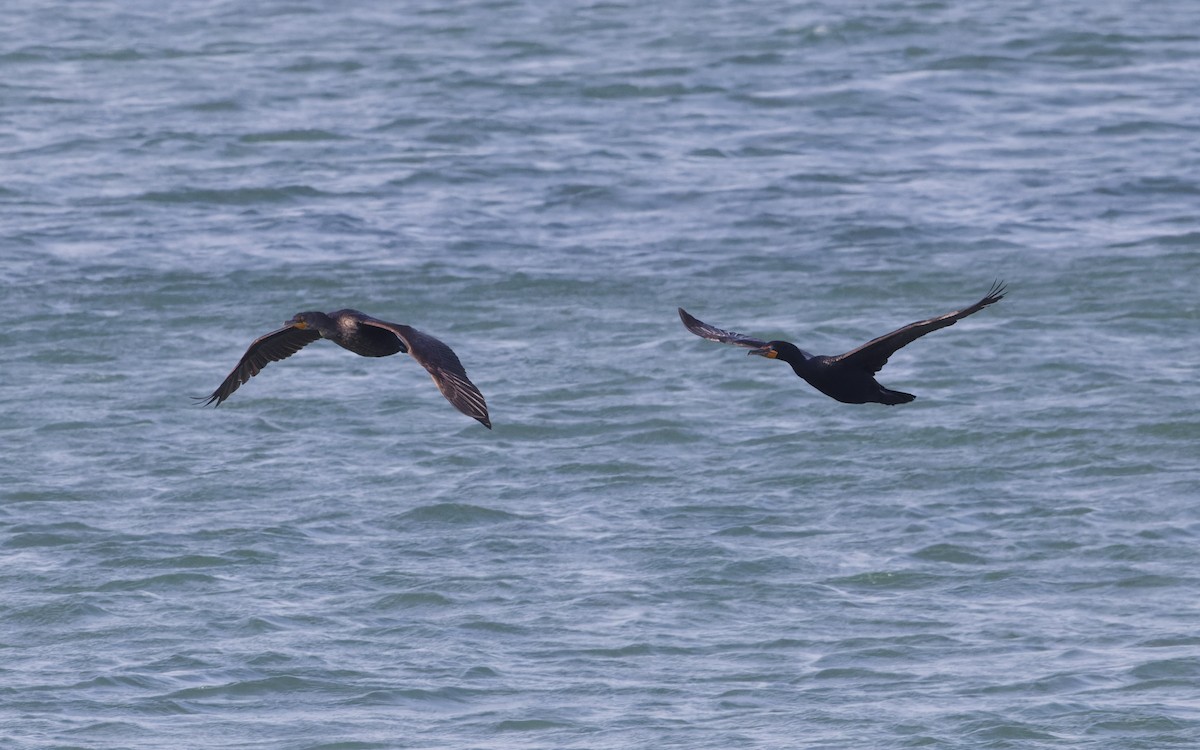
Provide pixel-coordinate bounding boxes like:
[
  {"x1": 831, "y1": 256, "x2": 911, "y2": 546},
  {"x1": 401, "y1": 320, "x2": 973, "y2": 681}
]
[
  {"x1": 678, "y1": 308, "x2": 769, "y2": 349},
  {"x1": 196, "y1": 325, "x2": 321, "y2": 406},
  {"x1": 360, "y1": 319, "x2": 491, "y2": 429},
  {"x1": 834, "y1": 281, "x2": 1007, "y2": 374}
]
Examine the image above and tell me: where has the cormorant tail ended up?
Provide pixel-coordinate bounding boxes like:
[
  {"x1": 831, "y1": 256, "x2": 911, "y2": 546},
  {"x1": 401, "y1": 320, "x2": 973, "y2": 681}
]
[{"x1": 880, "y1": 389, "x2": 916, "y2": 405}]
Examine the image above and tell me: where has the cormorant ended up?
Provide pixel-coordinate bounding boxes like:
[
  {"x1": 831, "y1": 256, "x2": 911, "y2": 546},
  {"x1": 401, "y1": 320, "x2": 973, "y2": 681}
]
[
  {"x1": 197, "y1": 309, "x2": 491, "y2": 428},
  {"x1": 678, "y1": 282, "x2": 1005, "y2": 405}
]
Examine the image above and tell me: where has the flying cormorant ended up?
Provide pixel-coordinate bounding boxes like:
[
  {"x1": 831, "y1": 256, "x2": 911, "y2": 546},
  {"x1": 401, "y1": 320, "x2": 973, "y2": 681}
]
[
  {"x1": 679, "y1": 282, "x2": 1005, "y2": 405},
  {"x1": 197, "y1": 309, "x2": 491, "y2": 428}
]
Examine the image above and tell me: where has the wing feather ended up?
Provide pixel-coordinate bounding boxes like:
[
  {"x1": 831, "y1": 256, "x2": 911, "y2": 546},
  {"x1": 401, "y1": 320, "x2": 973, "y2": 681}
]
[
  {"x1": 678, "y1": 308, "x2": 769, "y2": 349},
  {"x1": 196, "y1": 325, "x2": 320, "y2": 406},
  {"x1": 360, "y1": 319, "x2": 491, "y2": 429},
  {"x1": 834, "y1": 281, "x2": 1006, "y2": 374}
]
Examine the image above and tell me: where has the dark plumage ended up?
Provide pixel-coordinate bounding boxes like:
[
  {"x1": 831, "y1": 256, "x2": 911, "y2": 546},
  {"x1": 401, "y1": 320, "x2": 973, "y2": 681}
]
[
  {"x1": 197, "y1": 309, "x2": 491, "y2": 428},
  {"x1": 679, "y1": 282, "x2": 1006, "y2": 405}
]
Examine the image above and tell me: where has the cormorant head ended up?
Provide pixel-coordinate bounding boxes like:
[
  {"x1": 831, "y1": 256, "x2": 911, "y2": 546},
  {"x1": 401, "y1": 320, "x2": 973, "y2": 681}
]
[
  {"x1": 749, "y1": 341, "x2": 808, "y2": 363},
  {"x1": 287, "y1": 311, "x2": 327, "y2": 330},
  {"x1": 288, "y1": 313, "x2": 311, "y2": 329}
]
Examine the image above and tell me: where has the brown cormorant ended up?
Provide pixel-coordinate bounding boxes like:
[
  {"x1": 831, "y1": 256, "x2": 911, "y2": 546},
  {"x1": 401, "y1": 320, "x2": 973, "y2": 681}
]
[
  {"x1": 197, "y1": 309, "x2": 491, "y2": 428},
  {"x1": 679, "y1": 282, "x2": 1005, "y2": 405}
]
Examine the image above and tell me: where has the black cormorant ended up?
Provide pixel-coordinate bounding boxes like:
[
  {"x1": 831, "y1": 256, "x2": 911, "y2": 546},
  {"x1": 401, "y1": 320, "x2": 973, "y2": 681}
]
[
  {"x1": 197, "y1": 309, "x2": 491, "y2": 428},
  {"x1": 679, "y1": 282, "x2": 1006, "y2": 405}
]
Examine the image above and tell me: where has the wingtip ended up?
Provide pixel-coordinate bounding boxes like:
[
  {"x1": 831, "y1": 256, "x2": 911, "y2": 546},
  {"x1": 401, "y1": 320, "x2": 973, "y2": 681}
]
[{"x1": 678, "y1": 307, "x2": 700, "y2": 327}]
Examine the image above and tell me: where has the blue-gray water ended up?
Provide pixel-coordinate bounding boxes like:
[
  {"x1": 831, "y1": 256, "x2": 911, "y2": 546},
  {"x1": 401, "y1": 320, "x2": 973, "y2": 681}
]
[{"x1": 3, "y1": 1, "x2": 1199, "y2": 748}]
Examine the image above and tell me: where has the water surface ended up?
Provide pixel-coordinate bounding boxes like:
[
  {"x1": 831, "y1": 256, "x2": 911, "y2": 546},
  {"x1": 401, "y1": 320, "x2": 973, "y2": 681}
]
[{"x1": 3, "y1": 1, "x2": 1199, "y2": 748}]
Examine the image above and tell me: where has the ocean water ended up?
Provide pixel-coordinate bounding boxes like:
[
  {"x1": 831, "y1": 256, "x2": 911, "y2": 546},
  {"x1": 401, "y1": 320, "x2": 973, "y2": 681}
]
[{"x1": 3, "y1": 1, "x2": 1200, "y2": 748}]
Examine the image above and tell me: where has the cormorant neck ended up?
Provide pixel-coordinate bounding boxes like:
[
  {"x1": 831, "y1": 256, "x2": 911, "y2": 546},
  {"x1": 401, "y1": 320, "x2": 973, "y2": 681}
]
[{"x1": 771, "y1": 341, "x2": 809, "y2": 367}]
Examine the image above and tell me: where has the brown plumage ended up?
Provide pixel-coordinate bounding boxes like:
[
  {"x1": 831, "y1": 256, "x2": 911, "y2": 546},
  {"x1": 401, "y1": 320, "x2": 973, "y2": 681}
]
[
  {"x1": 679, "y1": 281, "x2": 1006, "y2": 405},
  {"x1": 197, "y1": 309, "x2": 491, "y2": 428}
]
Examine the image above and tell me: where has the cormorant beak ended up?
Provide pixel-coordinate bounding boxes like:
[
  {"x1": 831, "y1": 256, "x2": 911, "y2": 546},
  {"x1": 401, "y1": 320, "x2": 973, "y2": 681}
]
[
  {"x1": 749, "y1": 347, "x2": 777, "y2": 359},
  {"x1": 291, "y1": 320, "x2": 308, "y2": 329}
]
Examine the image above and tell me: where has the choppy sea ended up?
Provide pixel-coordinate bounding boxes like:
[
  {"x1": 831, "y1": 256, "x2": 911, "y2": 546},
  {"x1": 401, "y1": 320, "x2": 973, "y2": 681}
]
[{"x1": 3, "y1": 1, "x2": 1199, "y2": 748}]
